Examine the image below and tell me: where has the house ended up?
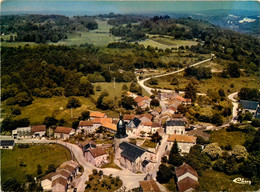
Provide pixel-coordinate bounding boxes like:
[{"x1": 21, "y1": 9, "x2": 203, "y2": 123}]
[
  {"x1": 139, "y1": 180, "x2": 161, "y2": 192},
  {"x1": 41, "y1": 172, "x2": 55, "y2": 191},
  {"x1": 165, "y1": 120, "x2": 186, "y2": 135},
  {"x1": 123, "y1": 114, "x2": 136, "y2": 123},
  {"x1": 127, "y1": 117, "x2": 142, "y2": 137},
  {"x1": 80, "y1": 140, "x2": 96, "y2": 152},
  {"x1": 31, "y1": 125, "x2": 46, "y2": 138},
  {"x1": 78, "y1": 121, "x2": 95, "y2": 133},
  {"x1": 172, "y1": 114, "x2": 184, "y2": 120},
  {"x1": 167, "y1": 135, "x2": 197, "y2": 154},
  {"x1": 135, "y1": 96, "x2": 151, "y2": 110},
  {"x1": 139, "y1": 114, "x2": 153, "y2": 123},
  {"x1": 151, "y1": 123, "x2": 161, "y2": 134},
  {"x1": 41, "y1": 160, "x2": 79, "y2": 192},
  {"x1": 140, "y1": 122, "x2": 161, "y2": 134},
  {"x1": 240, "y1": 100, "x2": 259, "y2": 115},
  {"x1": 101, "y1": 122, "x2": 117, "y2": 133},
  {"x1": 54, "y1": 127, "x2": 75, "y2": 140},
  {"x1": 151, "y1": 107, "x2": 162, "y2": 117},
  {"x1": 0, "y1": 140, "x2": 15, "y2": 149},
  {"x1": 12, "y1": 127, "x2": 31, "y2": 139},
  {"x1": 115, "y1": 141, "x2": 155, "y2": 173},
  {"x1": 175, "y1": 163, "x2": 199, "y2": 192},
  {"x1": 89, "y1": 111, "x2": 107, "y2": 120},
  {"x1": 158, "y1": 92, "x2": 176, "y2": 101},
  {"x1": 164, "y1": 106, "x2": 177, "y2": 115},
  {"x1": 85, "y1": 147, "x2": 109, "y2": 167}
]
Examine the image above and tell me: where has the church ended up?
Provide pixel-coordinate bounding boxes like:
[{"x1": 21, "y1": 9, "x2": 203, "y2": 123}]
[{"x1": 114, "y1": 116, "x2": 156, "y2": 173}]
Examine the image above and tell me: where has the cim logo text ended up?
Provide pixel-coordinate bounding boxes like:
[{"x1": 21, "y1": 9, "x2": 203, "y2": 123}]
[{"x1": 233, "y1": 177, "x2": 251, "y2": 185}]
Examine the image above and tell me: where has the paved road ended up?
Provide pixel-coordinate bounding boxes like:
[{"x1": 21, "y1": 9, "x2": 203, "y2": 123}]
[
  {"x1": 14, "y1": 139, "x2": 149, "y2": 191},
  {"x1": 138, "y1": 58, "x2": 212, "y2": 95},
  {"x1": 228, "y1": 92, "x2": 239, "y2": 123}
]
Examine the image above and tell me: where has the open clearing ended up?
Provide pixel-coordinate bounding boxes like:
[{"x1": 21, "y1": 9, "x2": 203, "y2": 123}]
[{"x1": 1, "y1": 144, "x2": 71, "y2": 184}]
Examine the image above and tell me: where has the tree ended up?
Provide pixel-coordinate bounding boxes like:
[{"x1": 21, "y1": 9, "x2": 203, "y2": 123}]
[
  {"x1": 252, "y1": 119, "x2": 260, "y2": 127},
  {"x1": 102, "y1": 97, "x2": 114, "y2": 109},
  {"x1": 121, "y1": 96, "x2": 137, "y2": 110},
  {"x1": 185, "y1": 82, "x2": 197, "y2": 102},
  {"x1": 43, "y1": 116, "x2": 58, "y2": 128},
  {"x1": 224, "y1": 156, "x2": 238, "y2": 175},
  {"x1": 211, "y1": 113, "x2": 223, "y2": 126},
  {"x1": 151, "y1": 132, "x2": 162, "y2": 143},
  {"x1": 150, "y1": 99, "x2": 160, "y2": 106},
  {"x1": 122, "y1": 84, "x2": 128, "y2": 91},
  {"x1": 231, "y1": 145, "x2": 248, "y2": 161},
  {"x1": 156, "y1": 164, "x2": 173, "y2": 183},
  {"x1": 46, "y1": 164, "x2": 56, "y2": 173},
  {"x1": 218, "y1": 89, "x2": 225, "y2": 98},
  {"x1": 2, "y1": 178, "x2": 21, "y2": 192},
  {"x1": 66, "y1": 97, "x2": 81, "y2": 108},
  {"x1": 37, "y1": 164, "x2": 42, "y2": 175},
  {"x1": 177, "y1": 104, "x2": 187, "y2": 114},
  {"x1": 202, "y1": 143, "x2": 222, "y2": 160},
  {"x1": 11, "y1": 107, "x2": 21, "y2": 115},
  {"x1": 212, "y1": 158, "x2": 225, "y2": 172},
  {"x1": 226, "y1": 62, "x2": 240, "y2": 78},
  {"x1": 81, "y1": 111, "x2": 90, "y2": 120},
  {"x1": 15, "y1": 91, "x2": 33, "y2": 106},
  {"x1": 171, "y1": 77, "x2": 179, "y2": 85}
]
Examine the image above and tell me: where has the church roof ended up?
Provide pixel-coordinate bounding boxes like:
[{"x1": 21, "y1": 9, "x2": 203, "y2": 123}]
[
  {"x1": 119, "y1": 142, "x2": 146, "y2": 162},
  {"x1": 127, "y1": 117, "x2": 141, "y2": 128}
]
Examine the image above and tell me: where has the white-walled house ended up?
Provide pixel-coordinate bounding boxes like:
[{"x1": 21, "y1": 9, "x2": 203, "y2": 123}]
[
  {"x1": 165, "y1": 120, "x2": 186, "y2": 135},
  {"x1": 0, "y1": 140, "x2": 15, "y2": 149},
  {"x1": 12, "y1": 127, "x2": 31, "y2": 139},
  {"x1": 85, "y1": 147, "x2": 109, "y2": 167},
  {"x1": 78, "y1": 121, "x2": 96, "y2": 133},
  {"x1": 175, "y1": 163, "x2": 199, "y2": 192},
  {"x1": 167, "y1": 135, "x2": 197, "y2": 154},
  {"x1": 31, "y1": 125, "x2": 46, "y2": 138},
  {"x1": 126, "y1": 117, "x2": 141, "y2": 137},
  {"x1": 54, "y1": 127, "x2": 75, "y2": 140}
]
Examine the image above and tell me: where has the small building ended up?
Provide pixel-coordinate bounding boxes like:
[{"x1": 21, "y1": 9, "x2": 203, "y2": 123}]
[
  {"x1": 139, "y1": 179, "x2": 161, "y2": 192},
  {"x1": 89, "y1": 111, "x2": 107, "y2": 120},
  {"x1": 41, "y1": 160, "x2": 79, "y2": 192},
  {"x1": 85, "y1": 147, "x2": 109, "y2": 167},
  {"x1": 167, "y1": 135, "x2": 197, "y2": 154},
  {"x1": 151, "y1": 107, "x2": 162, "y2": 117},
  {"x1": 54, "y1": 127, "x2": 75, "y2": 140},
  {"x1": 101, "y1": 122, "x2": 117, "y2": 133},
  {"x1": 12, "y1": 127, "x2": 31, "y2": 139},
  {"x1": 0, "y1": 140, "x2": 15, "y2": 149},
  {"x1": 115, "y1": 141, "x2": 155, "y2": 173},
  {"x1": 31, "y1": 125, "x2": 46, "y2": 138},
  {"x1": 78, "y1": 121, "x2": 95, "y2": 133},
  {"x1": 240, "y1": 100, "x2": 259, "y2": 115},
  {"x1": 172, "y1": 114, "x2": 184, "y2": 120},
  {"x1": 127, "y1": 117, "x2": 141, "y2": 137},
  {"x1": 165, "y1": 120, "x2": 186, "y2": 135},
  {"x1": 123, "y1": 114, "x2": 136, "y2": 123},
  {"x1": 158, "y1": 92, "x2": 176, "y2": 101},
  {"x1": 80, "y1": 140, "x2": 96, "y2": 152},
  {"x1": 139, "y1": 114, "x2": 153, "y2": 123},
  {"x1": 140, "y1": 122, "x2": 161, "y2": 134},
  {"x1": 175, "y1": 163, "x2": 199, "y2": 192}
]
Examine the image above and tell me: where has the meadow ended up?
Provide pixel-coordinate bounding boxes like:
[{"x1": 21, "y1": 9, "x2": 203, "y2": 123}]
[
  {"x1": 1, "y1": 19, "x2": 119, "y2": 47},
  {"x1": 1, "y1": 144, "x2": 71, "y2": 184}
]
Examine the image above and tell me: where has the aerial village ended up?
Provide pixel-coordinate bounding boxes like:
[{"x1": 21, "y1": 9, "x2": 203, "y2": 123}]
[{"x1": 4, "y1": 90, "x2": 204, "y2": 192}]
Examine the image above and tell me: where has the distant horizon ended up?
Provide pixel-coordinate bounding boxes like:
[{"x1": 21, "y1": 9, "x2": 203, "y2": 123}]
[{"x1": 1, "y1": 1, "x2": 259, "y2": 17}]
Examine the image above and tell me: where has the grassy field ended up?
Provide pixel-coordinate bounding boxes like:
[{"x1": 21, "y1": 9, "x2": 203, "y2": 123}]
[
  {"x1": 139, "y1": 35, "x2": 198, "y2": 50},
  {"x1": 1, "y1": 144, "x2": 71, "y2": 184},
  {"x1": 1, "y1": 19, "x2": 118, "y2": 47},
  {"x1": 199, "y1": 169, "x2": 258, "y2": 191},
  {"x1": 151, "y1": 69, "x2": 260, "y2": 94},
  {"x1": 209, "y1": 129, "x2": 247, "y2": 148},
  {"x1": 141, "y1": 139, "x2": 157, "y2": 148}
]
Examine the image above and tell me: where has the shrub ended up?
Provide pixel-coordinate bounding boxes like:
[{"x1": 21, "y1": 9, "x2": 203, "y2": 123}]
[
  {"x1": 212, "y1": 158, "x2": 225, "y2": 172},
  {"x1": 231, "y1": 145, "x2": 248, "y2": 161},
  {"x1": 202, "y1": 143, "x2": 222, "y2": 160},
  {"x1": 66, "y1": 97, "x2": 81, "y2": 108}
]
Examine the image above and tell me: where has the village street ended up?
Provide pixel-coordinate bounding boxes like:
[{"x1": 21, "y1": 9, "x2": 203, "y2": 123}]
[
  {"x1": 137, "y1": 58, "x2": 212, "y2": 96},
  {"x1": 14, "y1": 138, "x2": 152, "y2": 191},
  {"x1": 228, "y1": 92, "x2": 239, "y2": 123}
]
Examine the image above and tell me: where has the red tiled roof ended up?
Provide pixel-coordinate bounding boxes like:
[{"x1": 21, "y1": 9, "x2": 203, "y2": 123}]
[
  {"x1": 31, "y1": 125, "x2": 46, "y2": 133},
  {"x1": 152, "y1": 122, "x2": 161, "y2": 128},
  {"x1": 135, "y1": 96, "x2": 145, "y2": 103},
  {"x1": 172, "y1": 114, "x2": 184, "y2": 118},
  {"x1": 175, "y1": 163, "x2": 198, "y2": 178},
  {"x1": 167, "y1": 135, "x2": 197, "y2": 144},
  {"x1": 123, "y1": 114, "x2": 135, "y2": 120},
  {"x1": 177, "y1": 177, "x2": 199, "y2": 192},
  {"x1": 53, "y1": 169, "x2": 71, "y2": 179},
  {"x1": 155, "y1": 107, "x2": 162, "y2": 113},
  {"x1": 57, "y1": 164, "x2": 74, "y2": 173},
  {"x1": 167, "y1": 106, "x2": 177, "y2": 111},
  {"x1": 55, "y1": 126, "x2": 74, "y2": 134},
  {"x1": 102, "y1": 123, "x2": 116, "y2": 131},
  {"x1": 88, "y1": 147, "x2": 107, "y2": 158},
  {"x1": 52, "y1": 177, "x2": 67, "y2": 187},
  {"x1": 79, "y1": 121, "x2": 94, "y2": 126},
  {"x1": 140, "y1": 114, "x2": 153, "y2": 120},
  {"x1": 80, "y1": 139, "x2": 96, "y2": 146},
  {"x1": 143, "y1": 122, "x2": 152, "y2": 126},
  {"x1": 90, "y1": 111, "x2": 106, "y2": 118},
  {"x1": 139, "y1": 180, "x2": 161, "y2": 192}
]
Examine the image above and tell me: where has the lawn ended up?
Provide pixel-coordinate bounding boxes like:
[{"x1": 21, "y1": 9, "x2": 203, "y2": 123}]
[
  {"x1": 151, "y1": 70, "x2": 260, "y2": 94},
  {"x1": 2, "y1": 96, "x2": 97, "y2": 125},
  {"x1": 141, "y1": 139, "x2": 157, "y2": 148},
  {"x1": 139, "y1": 35, "x2": 198, "y2": 50},
  {"x1": 209, "y1": 129, "x2": 247, "y2": 148},
  {"x1": 1, "y1": 144, "x2": 71, "y2": 184},
  {"x1": 85, "y1": 174, "x2": 122, "y2": 192},
  {"x1": 199, "y1": 169, "x2": 258, "y2": 192}
]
